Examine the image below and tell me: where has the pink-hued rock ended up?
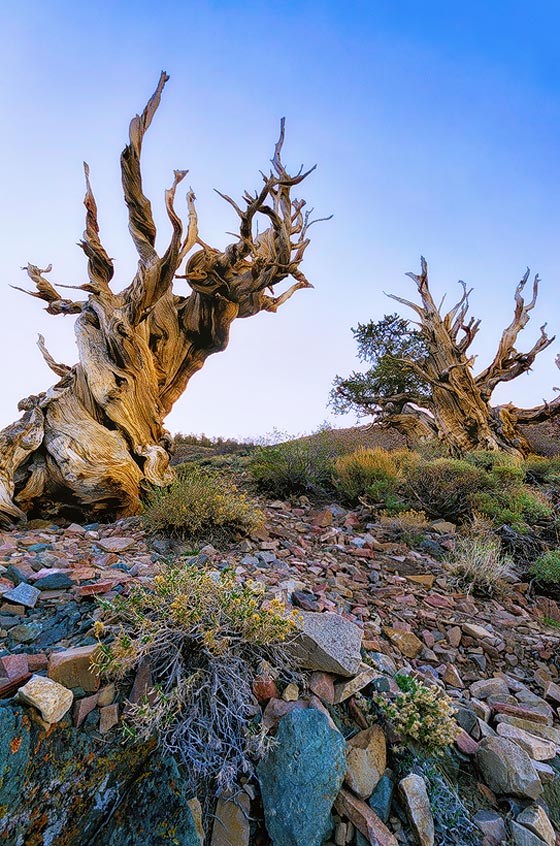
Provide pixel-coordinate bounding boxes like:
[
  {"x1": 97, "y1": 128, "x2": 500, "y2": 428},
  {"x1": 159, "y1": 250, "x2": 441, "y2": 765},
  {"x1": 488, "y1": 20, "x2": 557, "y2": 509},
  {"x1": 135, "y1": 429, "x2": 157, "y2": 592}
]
[
  {"x1": 76, "y1": 580, "x2": 118, "y2": 596},
  {"x1": 1, "y1": 653, "x2": 29, "y2": 679},
  {"x1": 252, "y1": 675, "x2": 279, "y2": 705},
  {"x1": 97, "y1": 537, "x2": 137, "y2": 553},
  {"x1": 309, "y1": 671, "x2": 336, "y2": 705},
  {"x1": 334, "y1": 788, "x2": 397, "y2": 846},
  {"x1": 48, "y1": 645, "x2": 101, "y2": 692},
  {"x1": 73, "y1": 693, "x2": 99, "y2": 728},
  {"x1": 262, "y1": 697, "x2": 307, "y2": 731}
]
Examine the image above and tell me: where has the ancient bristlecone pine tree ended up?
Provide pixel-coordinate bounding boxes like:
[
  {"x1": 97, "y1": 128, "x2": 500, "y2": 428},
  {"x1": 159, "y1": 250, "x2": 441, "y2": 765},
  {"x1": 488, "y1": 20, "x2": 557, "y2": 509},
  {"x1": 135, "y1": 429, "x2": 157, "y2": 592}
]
[
  {"x1": 0, "y1": 73, "x2": 322, "y2": 525},
  {"x1": 334, "y1": 257, "x2": 560, "y2": 456}
]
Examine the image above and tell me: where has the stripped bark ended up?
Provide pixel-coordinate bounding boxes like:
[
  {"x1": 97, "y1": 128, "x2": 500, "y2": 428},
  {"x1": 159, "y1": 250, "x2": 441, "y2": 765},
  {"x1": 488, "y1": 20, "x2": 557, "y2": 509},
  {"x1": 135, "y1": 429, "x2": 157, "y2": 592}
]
[{"x1": 0, "y1": 73, "x2": 323, "y2": 525}]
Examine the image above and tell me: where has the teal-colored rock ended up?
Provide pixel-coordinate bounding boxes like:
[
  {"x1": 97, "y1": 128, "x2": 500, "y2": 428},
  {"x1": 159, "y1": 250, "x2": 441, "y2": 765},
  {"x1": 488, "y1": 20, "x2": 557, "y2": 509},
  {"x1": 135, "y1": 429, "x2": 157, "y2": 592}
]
[
  {"x1": 0, "y1": 706, "x2": 32, "y2": 808},
  {"x1": 101, "y1": 755, "x2": 200, "y2": 846},
  {"x1": 543, "y1": 754, "x2": 560, "y2": 828},
  {"x1": 257, "y1": 708, "x2": 346, "y2": 846},
  {"x1": 368, "y1": 771, "x2": 394, "y2": 824},
  {"x1": 10, "y1": 622, "x2": 42, "y2": 644},
  {"x1": 34, "y1": 572, "x2": 74, "y2": 590}
]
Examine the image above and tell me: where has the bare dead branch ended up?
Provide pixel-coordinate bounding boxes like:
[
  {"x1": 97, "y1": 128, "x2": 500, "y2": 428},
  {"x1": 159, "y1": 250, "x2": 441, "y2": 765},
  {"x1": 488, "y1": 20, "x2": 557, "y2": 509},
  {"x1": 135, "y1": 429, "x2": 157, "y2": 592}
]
[
  {"x1": 476, "y1": 271, "x2": 555, "y2": 397},
  {"x1": 37, "y1": 334, "x2": 72, "y2": 377},
  {"x1": 12, "y1": 264, "x2": 84, "y2": 314},
  {"x1": 79, "y1": 162, "x2": 115, "y2": 296}
]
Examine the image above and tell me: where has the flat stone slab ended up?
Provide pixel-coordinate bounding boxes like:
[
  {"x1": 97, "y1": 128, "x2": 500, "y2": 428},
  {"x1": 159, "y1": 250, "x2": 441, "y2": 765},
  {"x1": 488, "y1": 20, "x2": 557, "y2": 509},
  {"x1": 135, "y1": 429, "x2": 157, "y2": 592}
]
[
  {"x1": 48, "y1": 644, "x2": 101, "y2": 693},
  {"x1": 97, "y1": 537, "x2": 136, "y2": 553},
  {"x1": 3, "y1": 583, "x2": 41, "y2": 608}
]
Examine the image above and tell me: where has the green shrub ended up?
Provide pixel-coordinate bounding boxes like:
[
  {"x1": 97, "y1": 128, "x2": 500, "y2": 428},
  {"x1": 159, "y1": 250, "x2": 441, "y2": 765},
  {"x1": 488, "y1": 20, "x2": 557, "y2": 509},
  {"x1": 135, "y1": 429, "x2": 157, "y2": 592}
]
[
  {"x1": 464, "y1": 449, "x2": 520, "y2": 473},
  {"x1": 446, "y1": 531, "x2": 512, "y2": 595},
  {"x1": 333, "y1": 447, "x2": 408, "y2": 505},
  {"x1": 523, "y1": 455, "x2": 560, "y2": 485},
  {"x1": 531, "y1": 549, "x2": 560, "y2": 584},
  {"x1": 95, "y1": 564, "x2": 299, "y2": 794},
  {"x1": 249, "y1": 437, "x2": 337, "y2": 497},
  {"x1": 400, "y1": 458, "x2": 488, "y2": 523},
  {"x1": 473, "y1": 486, "x2": 552, "y2": 532},
  {"x1": 142, "y1": 466, "x2": 263, "y2": 541},
  {"x1": 376, "y1": 673, "x2": 460, "y2": 756}
]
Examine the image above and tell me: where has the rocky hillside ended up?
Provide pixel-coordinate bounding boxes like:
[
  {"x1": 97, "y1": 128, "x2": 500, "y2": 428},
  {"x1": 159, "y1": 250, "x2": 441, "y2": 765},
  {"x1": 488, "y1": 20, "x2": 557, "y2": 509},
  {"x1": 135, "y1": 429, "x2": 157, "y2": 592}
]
[{"x1": 1, "y1": 493, "x2": 560, "y2": 845}]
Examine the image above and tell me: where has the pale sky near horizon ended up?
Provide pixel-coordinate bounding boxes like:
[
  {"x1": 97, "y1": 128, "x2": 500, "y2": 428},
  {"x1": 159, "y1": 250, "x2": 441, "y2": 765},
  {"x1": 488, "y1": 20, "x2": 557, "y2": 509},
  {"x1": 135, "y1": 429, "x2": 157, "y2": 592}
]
[{"x1": 0, "y1": 1, "x2": 559, "y2": 440}]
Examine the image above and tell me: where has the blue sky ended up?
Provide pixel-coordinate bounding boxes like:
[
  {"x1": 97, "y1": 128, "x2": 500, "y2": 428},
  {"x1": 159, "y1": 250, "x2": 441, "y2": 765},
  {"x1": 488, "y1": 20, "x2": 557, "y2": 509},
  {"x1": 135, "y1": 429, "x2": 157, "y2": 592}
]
[{"x1": 0, "y1": 1, "x2": 559, "y2": 438}]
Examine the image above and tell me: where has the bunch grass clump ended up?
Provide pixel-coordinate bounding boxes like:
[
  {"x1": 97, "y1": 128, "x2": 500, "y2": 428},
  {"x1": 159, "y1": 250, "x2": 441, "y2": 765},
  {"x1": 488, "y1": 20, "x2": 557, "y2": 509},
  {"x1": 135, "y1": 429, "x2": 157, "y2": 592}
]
[
  {"x1": 376, "y1": 673, "x2": 460, "y2": 756},
  {"x1": 446, "y1": 528, "x2": 512, "y2": 595},
  {"x1": 95, "y1": 563, "x2": 299, "y2": 794},
  {"x1": 379, "y1": 509, "x2": 429, "y2": 544},
  {"x1": 142, "y1": 465, "x2": 263, "y2": 541}
]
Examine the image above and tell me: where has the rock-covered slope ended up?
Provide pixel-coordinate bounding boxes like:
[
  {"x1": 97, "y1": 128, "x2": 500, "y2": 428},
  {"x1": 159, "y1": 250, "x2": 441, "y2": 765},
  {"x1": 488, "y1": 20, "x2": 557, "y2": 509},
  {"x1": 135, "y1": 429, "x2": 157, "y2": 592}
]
[{"x1": 1, "y1": 498, "x2": 560, "y2": 845}]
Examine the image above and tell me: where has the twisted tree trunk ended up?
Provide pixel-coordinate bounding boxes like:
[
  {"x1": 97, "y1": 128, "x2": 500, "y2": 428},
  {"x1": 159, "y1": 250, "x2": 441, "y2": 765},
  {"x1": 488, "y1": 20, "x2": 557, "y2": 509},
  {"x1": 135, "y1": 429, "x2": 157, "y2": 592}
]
[
  {"x1": 385, "y1": 259, "x2": 560, "y2": 456},
  {"x1": 0, "y1": 73, "x2": 323, "y2": 525},
  {"x1": 333, "y1": 258, "x2": 560, "y2": 456}
]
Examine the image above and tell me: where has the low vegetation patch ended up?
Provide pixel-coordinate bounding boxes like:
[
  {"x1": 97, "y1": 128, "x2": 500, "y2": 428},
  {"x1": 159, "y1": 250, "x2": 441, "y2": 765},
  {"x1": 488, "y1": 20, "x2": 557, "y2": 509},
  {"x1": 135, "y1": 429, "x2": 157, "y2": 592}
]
[
  {"x1": 401, "y1": 458, "x2": 489, "y2": 523},
  {"x1": 446, "y1": 530, "x2": 512, "y2": 595},
  {"x1": 522, "y1": 454, "x2": 560, "y2": 486},
  {"x1": 376, "y1": 672, "x2": 460, "y2": 757},
  {"x1": 249, "y1": 436, "x2": 338, "y2": 497},
  {"x1": 142, "y1": 465, "x2": 263, "y2": 542},
  {"x1": 333, "y1": 447, "x2": 416, "y2": 507},
  {"x1": 95, "y1": 564, "x2": 299, "y2": 795},
  {"x1": 530, "y1": 549, "x2": 560, "y2": 585},
  {"x1": 327, "y1": 445, "x2": 555, "y2": 536}
]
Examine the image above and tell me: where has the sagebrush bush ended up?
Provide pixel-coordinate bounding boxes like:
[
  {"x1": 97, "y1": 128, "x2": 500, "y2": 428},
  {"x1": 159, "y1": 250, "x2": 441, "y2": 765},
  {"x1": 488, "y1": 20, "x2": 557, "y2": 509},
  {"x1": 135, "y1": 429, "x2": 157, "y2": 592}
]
[
  {"x1": 446, "y1": 530, "x2": 512, "y2": 595},
  {"x1": 249, "y1": 436, "x2": 337, "y2": 497},
  {"x1": 95, "y1": 564, "x2": 299, "y2": 794},
  {"x1": 376, "y1": 673, "x2": 460, "y2": 756},
  {"x1": 142, "y1": 466, "x2": 263, "y2": 541},
  {"x1": 333, "y1": 447, "x2": 407, "y2": 505},
  {"x1": 531, "y1": 549, "x2": 560, "y2": 584},
  {"x1": 400, "y1": 458, "x2": 488, "y2": 523}
]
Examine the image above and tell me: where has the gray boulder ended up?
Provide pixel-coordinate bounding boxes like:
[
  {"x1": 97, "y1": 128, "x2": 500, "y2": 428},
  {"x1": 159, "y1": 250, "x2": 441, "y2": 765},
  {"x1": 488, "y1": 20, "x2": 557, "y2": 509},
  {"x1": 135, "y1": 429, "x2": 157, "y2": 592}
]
[
  {"x1": 294, "y1": 611, "x2": 363, "y2": 676},
  {"x1": 476, "y1": 737, "x2": 542, "y2": 799}
]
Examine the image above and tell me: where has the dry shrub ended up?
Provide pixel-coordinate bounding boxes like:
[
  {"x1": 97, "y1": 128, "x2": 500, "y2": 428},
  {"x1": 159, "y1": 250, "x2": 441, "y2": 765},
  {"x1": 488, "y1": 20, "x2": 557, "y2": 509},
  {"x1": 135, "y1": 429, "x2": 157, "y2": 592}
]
[
  {"x1": 142, "y1": 465, "x2": 263, "y2": 541},
  {"x1": 333, "y1": 447, "x2": 417, "y2": 505},
  {"x1": 249, "y1": 436, "x2": 337, "y2": 497},
  {"x1": 96, "y1": 564, "x2": 299, "y2": 795},
  {"x1": 401, "y1": 458, "x2": 488, "y2": 523}
]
